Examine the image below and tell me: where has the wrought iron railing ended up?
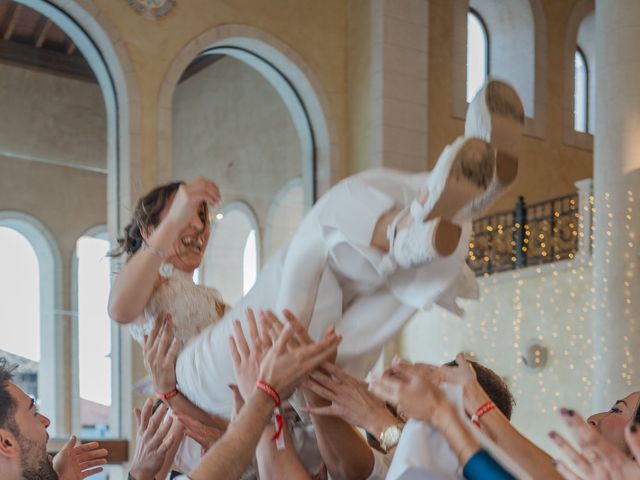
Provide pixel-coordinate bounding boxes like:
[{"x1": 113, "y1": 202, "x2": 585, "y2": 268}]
[{"x1": 467, "y1": 194, "x2": 580, "y2": 276}]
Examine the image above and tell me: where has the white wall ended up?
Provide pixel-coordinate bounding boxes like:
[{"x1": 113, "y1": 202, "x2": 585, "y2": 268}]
[{"x1": 400, "y1": 258, "x2": 595, "y2": 454}]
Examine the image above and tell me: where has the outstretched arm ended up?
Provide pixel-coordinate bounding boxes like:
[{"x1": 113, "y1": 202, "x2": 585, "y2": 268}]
[
  {"x1": 263, "y1": 311, "x2": 376, "y2": 480},
  {"x1": 144, "y1": 313, "x2": 229, "y2": 429},
  {"x1": 440, "y1": 354, "x2": 561, "y2": 479}
]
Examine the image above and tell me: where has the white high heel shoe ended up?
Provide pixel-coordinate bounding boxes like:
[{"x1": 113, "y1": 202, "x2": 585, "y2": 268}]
[
  {"x1": 416, "y1": 136, "x2": 495, "y2": 223},
  {"x1": 388, "y1": 210, "x2": 462, "y2": 269},
  {"x1": 462, "y1": 79, "x2": 525, "y2": 217}
]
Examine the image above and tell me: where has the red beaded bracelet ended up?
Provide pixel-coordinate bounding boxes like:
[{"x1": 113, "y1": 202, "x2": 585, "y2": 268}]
[
  {"x1": 256, "y1": 380, "x2": 281, "y2": 407},
  {"x1": 471, "y1": 401, "x2": 496, "y2": 427},
  {"x1": 156, "y1": 387, "x2": 180, "y2": 402}
]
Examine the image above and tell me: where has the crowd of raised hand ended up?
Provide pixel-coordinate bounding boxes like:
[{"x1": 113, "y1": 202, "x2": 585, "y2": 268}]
[{"x1": 1, "y1": 309, "x2": 639, "y2": 479}]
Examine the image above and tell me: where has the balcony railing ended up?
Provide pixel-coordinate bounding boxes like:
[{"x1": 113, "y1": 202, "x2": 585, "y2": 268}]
[{"x1": 467, "y1": 194, "x2": 581, "y2": 276}]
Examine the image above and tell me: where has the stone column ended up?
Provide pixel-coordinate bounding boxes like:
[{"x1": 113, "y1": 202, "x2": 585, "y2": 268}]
[
  {"x1": 370, "y1": 0, "x2": 429, "y2": 171},
  {"x1": 592, "y1": 0, "x2": 640, "y2": 409}
]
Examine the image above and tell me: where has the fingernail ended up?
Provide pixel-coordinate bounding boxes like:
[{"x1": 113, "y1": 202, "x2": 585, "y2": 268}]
[
  {"x1": 567, "y1": 409, "x2": 575, "y2": 417},
  {"x1": 631, "y1": 423, "x2": 638, "y2": 434},
  {"x1": 560, "y1": 408, "x2": 573, "y2": 417}
]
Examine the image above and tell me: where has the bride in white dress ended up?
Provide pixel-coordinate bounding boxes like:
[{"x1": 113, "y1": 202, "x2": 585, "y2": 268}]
[{"x1": 108, "y1": 80, "x2": 524, "y2": 471}]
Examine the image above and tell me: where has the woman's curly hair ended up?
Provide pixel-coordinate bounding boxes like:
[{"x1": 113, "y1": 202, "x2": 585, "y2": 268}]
[{"x1": 111, "y1": 181, "x2": 183, "y2": 258}]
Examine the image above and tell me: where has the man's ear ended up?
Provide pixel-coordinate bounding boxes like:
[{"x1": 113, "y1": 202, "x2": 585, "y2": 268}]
[{"x1": 0, "y1": 428, "x2": 19, "y2": 458}]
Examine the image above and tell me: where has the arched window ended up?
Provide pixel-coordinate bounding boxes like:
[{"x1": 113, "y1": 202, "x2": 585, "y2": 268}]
[
  {"x1": 0, "y1": 214, "x2": 60, "y2": 434},
  {"x1": 243, "y1": 230, "x2": 257, "y2": 295},
  {"x1": 467, "y1": 9, "x2": 490, "y2": 102},
  {"x1": 203, "y1": 204, "x2": 260, "y2": 305},
  {"x1": 463, "y1": 0, "x2": 539, "y2": 118},
  {"x1": 74, "y1": 231, "x2": 112, "y2": 437},
  {"x1": 0, "y1": 227, "x2": 41, "y2": 375},
  {"x1": 574, "y1": 47, "x2": 589, "y2": 133}
]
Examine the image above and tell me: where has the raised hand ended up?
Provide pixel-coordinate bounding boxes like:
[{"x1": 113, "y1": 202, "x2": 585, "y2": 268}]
[
  {"x1": 370, "y1": 362, "x2": 451, "y2": 426},
  {"x1": 438, "y1": 353, "x2": 477, "y2": 388},
  {"x1": 164, "y1": 178, "x2": 220, "y2": 231},
  {"x1": 143, "y1": 312, "x2": 180, "y2": 394},
  {"x1": 52, "y1": 436, "x2": 108, "y2": 480},
  {"x1": 549, "y1": 409, "x2": 640, "y2": 479},
  {"x1": 129, "y1": 400, "x2": 180, "y2": 480},
  {"x1": 303, "y1": 362, "x2": 399, "y2": 438},
  {"x1": 175, "y1": 411, "x2": 225, "y2": 454},
  {"x1": 229, "y1": 309, "x2": 270, "y2": 399}
]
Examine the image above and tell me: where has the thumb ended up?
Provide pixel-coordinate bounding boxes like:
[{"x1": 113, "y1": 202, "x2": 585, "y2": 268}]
[
  {"x1": 65, "y1": 435, "x2": 77, "y2": 450},
  {"x1": 229, "y1": 384, "x2": 244, "y2": 412}
]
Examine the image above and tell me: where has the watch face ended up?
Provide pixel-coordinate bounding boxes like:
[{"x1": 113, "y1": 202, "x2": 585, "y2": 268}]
[
  {"x1": 385, "y1": 425, "x2": 401, "y2": 443},
  {"x1": 382, "y1": 425, "x2": 402, "y2": 450}
]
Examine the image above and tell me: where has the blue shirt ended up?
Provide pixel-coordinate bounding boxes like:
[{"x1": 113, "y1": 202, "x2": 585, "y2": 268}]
[{"x1": 463, "y1": 449, "x2": 516, "y2": 480}]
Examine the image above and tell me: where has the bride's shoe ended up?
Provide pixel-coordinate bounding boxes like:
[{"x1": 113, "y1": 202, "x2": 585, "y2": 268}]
[
  {"x1": 417, "y1": 136, "x2": 495, "y2": 223},
  {"x1": 388, "y1": 212, "x2": 462, "y2": 269},
  {"x1": 462, "y1": 79, "x2": 525, "y2": 217}
]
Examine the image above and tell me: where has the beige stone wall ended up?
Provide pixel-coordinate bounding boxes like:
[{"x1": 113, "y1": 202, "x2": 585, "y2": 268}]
[
  {"x1": 0, "y1": 63, "x2": 107, "y2": 261},
  {"x1": 347, "y1": 0, "x2": 372, "y2": 175},
  {"x1": 400, "y1": 258, "x2": 594, "y2": 454},
  {"x1": 91, "y1": 0, "x2": 348, "y2": 190},
  {"x1": 0, "y1": 63, "x2": 106, "y2": 171},
  {"x1": 172, "y1": 56, "x2": 302, "y2": 227}
]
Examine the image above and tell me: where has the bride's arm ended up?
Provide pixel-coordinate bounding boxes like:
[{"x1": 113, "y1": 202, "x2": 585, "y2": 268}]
[
  {"x1": 108, "y1": 218, "x2": 179, "y2": 324},
  {"x1": 108, "y1": 178, "x2": 220, "y2": 324}
]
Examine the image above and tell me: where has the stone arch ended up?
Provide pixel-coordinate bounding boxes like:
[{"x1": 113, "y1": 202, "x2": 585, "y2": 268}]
[
  {"x1": 0, "y1": 211, "x2": 63, "y2": 434},
  {"x1": 15, "y1": 0, "x2": 141, "y2": 236},
  {"x1": 157, "y1": 24, "x2": 339, "y2": 202},
  {"x1": 14, "y1": 0, "x2": 141, "y2": 438},
  {"x1": 203, "y1": 201, "x2": 261, "y2": 304}
]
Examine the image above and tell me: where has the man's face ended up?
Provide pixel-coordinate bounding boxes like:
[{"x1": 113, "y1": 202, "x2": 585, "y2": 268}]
[
  {"x1": 6, "y1": 384, "x2": 57, "y2": 479},
  {"x1": 587, "y1": 391, "x2": 640, "y2": 454}
]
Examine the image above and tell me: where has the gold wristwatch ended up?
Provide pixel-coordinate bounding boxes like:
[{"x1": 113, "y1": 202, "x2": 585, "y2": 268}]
[{"x1": 379, "y1": 423, "x2": 403, "y2": 453}]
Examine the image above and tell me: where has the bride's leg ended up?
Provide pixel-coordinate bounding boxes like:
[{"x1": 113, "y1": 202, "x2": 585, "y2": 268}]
[{"x1": 274, "y1": 215, "x2": 329, "y2": 328}]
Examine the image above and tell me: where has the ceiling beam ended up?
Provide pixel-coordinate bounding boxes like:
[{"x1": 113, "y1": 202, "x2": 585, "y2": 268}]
[
  {"x1": 34, "y1": 18, "x2": 52, "y2": 48},
  {"x1": 0, "y1": 38, "x2": 96, "y2": 82},
  {"x1": 2, "y1": 3, "x2": 22, "y2": 41}
]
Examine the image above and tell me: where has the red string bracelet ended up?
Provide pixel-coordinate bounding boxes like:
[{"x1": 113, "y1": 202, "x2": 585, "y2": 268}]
[
  {"x1": 471, "y1": 401, "x2": 496, "y2": 427},
  {"x1": 156, "y1": 387, "x2": 180, "y2": 402},
  {"x1": 256, "y1": 380, "x2": 281, "y2": 406},
  {"x1": 256, "y1": 380, "x2": 285, "y2": 448}
]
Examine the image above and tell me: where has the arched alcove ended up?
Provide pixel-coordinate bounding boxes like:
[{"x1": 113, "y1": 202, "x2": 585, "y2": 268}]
[
  {"x1": 157, "y1": 24, "x2": 339, "y2": 200},
  {"x1": 202, "y1": 202, "x2": 261, "y2": 305},
  {"x1": 564, "y1": 0, "x2": 595, "y2": 150},
  {"x1": 454, "y1": 0, "x2": 546, "y2": 136},
  {"x1": 0, "y1": 211, "x2": 62, "y2": 434}
]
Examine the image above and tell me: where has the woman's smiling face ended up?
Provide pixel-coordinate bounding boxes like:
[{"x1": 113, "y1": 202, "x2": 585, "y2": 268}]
[{"x1": 587, "y1": 391, "x2": 640, "y2": 454}]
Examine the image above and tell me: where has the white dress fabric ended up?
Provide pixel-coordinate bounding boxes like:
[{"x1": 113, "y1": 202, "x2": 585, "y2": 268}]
[
  {"x1": 174, "y1": 169, "x2": 478, "y2": 410},
  {"x1": 133, "y1": 167, "x2": 479, "y2": 473}
]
